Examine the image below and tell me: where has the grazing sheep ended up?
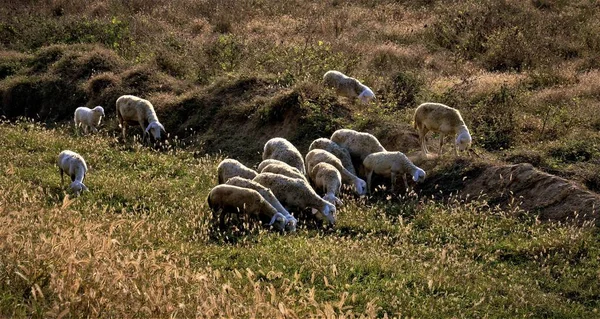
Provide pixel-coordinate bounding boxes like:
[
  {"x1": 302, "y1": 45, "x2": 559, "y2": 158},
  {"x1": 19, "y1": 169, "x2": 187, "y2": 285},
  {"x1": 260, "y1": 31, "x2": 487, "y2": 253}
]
[
  {"x1": 309, "y1": 162, "x2": 343, "y2": 206},
  {"x1": 261, "y1": 163, "x2": 308, "y2": 182},
  {"x1": 262, "y1": 137, "x2": 306, "y2": 175},
  {"x1": 217, "y1": 159, "x2": 258, "y2": 184},
  {"x1": 57, "y1": 150, "x2": 88, "y2": 196},
  {"x1": 256, "y1": 159, "x2": 293, "y2": 173},
  {"x1": 207, "y1": 184, "x2": 288, "y2": 232},
  {"x1": 116, "y1": 95, "x2": 165, "y2": 142},
  {"x1": 305, "y1": 149, "x2": 367, "y2": 196},
  {"x1": 253, "y1": 172, "x2": 336, "y2": 225},
  {"x1": 363, "y1": 151, "x2": 426, "y2": 194},
  {"x1": 308, "y1": 138, "x2": 356, "y2": 175},
  {"x1": 330, "y1": 129, "x2": 386, "y2": 162},
  {"x1": 225, "y1": 176, "x2": 297, "y2": 232},
  {"x1": 413, "y1": 102, "x2": 472, "y2": 156},
  {"x1": 74, "y1": 106, "x2": 105, "y2": 134},
  {"x1": 323, "y1": 70, "x2": 375, "y2": 104}
]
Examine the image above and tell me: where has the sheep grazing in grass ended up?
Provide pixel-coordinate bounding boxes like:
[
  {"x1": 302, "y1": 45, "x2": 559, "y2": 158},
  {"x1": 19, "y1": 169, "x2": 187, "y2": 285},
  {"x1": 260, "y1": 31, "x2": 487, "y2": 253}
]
[
  {"x1": 323, "y1": 70, "x2": 375, "y2": 104},
  {"x1": 262, "y1": 137, "x2": 306, "y2": 175},
  {"x1": 74, "y1": 106, "x2": 105, "y2": 134},
  {"x1": 207, "y1": 184, "x2": 288, "y2": 232},
  {"x1": 363, "y1": 151, "x2": 426, "y2": 194},
  {"x1": 261, "y1": 163, "x2": 308, "y2": 182},
  {"x1": 217, "y1": 159, "x2": 258, "y2": 184},
  {"x1": 225, "y1": 176, "x2": 297, "y2": 232},
  {"x1": 256, "y1": 159, "x2": 292, "y2": 173},
  {"x1": 308, "y1": 138, "x2": 356, "y2": 175},
  {"x1": 305, "y1": 149, "x2": 367, "y2": 196},
  {"x1": 57, "y1": 150, "x2": 88, "y2": 196},
  {"x1": 253, "y1": 172, "x2": 336, "y2": 226},
  {"x1": 309, "y1": 162, "x2": 343, "y2": 206},
  {"x1": 413, "y1": 102, "x2": 472, "y2": 156},
  {"x1": 330, "y1": 129, "x2": 386, "y2": 162},
  {"x1": 116, "y1": 95, "x2": 165, "y2": 143}
]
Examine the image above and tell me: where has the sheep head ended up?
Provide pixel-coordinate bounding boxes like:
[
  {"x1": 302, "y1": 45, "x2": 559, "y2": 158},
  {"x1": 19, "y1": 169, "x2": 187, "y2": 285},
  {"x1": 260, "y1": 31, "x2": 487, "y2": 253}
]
[
  {"x1": 69, "y1": 181, "x2": 88, "y2": 196},
  {"x1": 312, "y1": 202, "x2": 336, "y2": 225},
  {"x1": 456, "y1": 130, "x2": 472, "y2": 152},
  {"x1": 285, "y1": 215, "x2": 297, "y2": 232},
  {"x1": 412, "y1": 167, "x2": 426, "y2": 183},
  {"x1": 358, "y1": 87, "x2": 375, "y2": 104},
  {"x1": 145, "y1": 122, "x2": 166, "y2": 140},
  {"x1": 93, "y1": 106, "x2": 105, "y2": 117},
  {"x1": 353, "y1": 178, "x2": 367, "y2": 196},
  {"x1": 323, "y1": 193, "x2": 343, "y2": 206},
  {"x1": 268, "y1": 212, "x2": 288, "y2": 232}
]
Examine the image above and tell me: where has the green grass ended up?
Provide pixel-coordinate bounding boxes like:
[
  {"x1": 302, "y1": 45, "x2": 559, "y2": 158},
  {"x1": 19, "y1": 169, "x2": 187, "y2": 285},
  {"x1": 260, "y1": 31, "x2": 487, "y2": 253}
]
[{"x1": 0, "y1": 121, "x2": 598, "y2": 318}]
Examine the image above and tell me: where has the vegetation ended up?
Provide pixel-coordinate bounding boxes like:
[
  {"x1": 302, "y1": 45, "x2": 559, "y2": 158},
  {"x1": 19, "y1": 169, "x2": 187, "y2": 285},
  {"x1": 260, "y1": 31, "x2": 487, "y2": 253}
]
[{"x1": 1, "y1": 0, "x2": 599, "y2": 317}]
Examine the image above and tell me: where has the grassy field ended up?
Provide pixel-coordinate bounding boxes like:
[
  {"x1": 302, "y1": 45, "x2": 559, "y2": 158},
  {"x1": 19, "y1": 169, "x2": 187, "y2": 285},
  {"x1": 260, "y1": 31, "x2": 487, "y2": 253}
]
[
  {"x1": 1, "y1": 0, "x2": 600, "y2": 317},
  {"x1": 0, "y1": 121, "x2": 598, "y2": 318}
]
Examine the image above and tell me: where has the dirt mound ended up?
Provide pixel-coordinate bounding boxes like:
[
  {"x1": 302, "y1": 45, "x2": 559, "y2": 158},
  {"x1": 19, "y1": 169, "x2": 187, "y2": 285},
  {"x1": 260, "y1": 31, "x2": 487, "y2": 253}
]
[{"x1": 421, "y1": 158, "x2": 599, "y2": 224}]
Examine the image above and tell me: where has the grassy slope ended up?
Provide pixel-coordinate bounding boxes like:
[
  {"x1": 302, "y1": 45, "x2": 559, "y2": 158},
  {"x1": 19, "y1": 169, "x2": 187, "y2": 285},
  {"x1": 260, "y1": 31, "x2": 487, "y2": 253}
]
[{"x1": 0, "y1": 122, "x2": 598, "y2": 318}]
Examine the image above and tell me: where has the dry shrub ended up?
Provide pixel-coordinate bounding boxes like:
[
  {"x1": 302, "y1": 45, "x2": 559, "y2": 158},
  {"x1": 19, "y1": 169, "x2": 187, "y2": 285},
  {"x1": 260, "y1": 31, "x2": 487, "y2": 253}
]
[
  {"x1": 50, "y1": 46, "x2": 125, "y2": 81},
  {"x1": 0, "y1": 51, "x2": 31, "y2": 79}
]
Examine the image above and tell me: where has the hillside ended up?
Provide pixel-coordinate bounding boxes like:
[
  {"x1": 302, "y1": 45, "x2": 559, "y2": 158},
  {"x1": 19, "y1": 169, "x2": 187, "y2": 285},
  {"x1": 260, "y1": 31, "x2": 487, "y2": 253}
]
[{"x1": 1, "y1": 0, "x2": 600, "y2": 317}]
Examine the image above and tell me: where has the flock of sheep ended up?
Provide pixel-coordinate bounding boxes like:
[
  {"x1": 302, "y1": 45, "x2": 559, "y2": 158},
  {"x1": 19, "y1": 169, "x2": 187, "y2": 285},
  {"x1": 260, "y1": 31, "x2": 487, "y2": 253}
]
[{"x1": 56, "y1": 70, "x2": 473, "y2": 233}]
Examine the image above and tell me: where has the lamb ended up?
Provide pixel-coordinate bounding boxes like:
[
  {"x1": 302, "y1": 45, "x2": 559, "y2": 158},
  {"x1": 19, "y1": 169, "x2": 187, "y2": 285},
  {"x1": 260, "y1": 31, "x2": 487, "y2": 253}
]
[
  {"x1": 262, "y1": 137, "x2": 306, "y2": 175},
  {"x1": 330, "y1": 129, "x2": 386, "y2": 162},
  {"x1": 57, "y1": 150, "x2": 88, "y2": 196},
  {"x1": 363, "y1": 151, "x2": 426, "y2": 194},
  {"x1": 253, "y1": 172, "x2": 336, "y2": 225},
  {"x1": 305, "y1": 149, "x2": 367, "y2": 196},
  {"x1": 256, "y1": 159, "x2": 292, "y2": 173},
  {"x1": 308, "y1": 138, "x2": 356, "y2": 175},
  {"x1": 323, "y1": 70, "x2": 375, "y2": 104},
  {"x1": 74, "y1": 106, "x2": 105, "y2": 134},
  {"x1": 225, "y1": 176, "x2": 297, "y2": 232},
  {"x1": 261, "y1": 163, "x2": 308, "y2": 182},
  {"x1": 413, "y1": 102, "x2": 472, "y2": 156},
  {"x1": 217, "y1": 159, "x2": 258, "y2": 184},
  {"x1": 116, "y1": 95, "x2": 166, "y2": 142},
  {"x1": 207, "y1": 184, "x2": 288, "y2": 232},
  {"x1": 309, "y1": 162, "x2": 343, "y2": 206}
]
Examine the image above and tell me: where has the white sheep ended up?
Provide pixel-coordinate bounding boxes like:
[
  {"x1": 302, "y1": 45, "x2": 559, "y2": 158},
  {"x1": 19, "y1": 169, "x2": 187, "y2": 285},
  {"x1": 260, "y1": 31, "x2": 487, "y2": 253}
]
[
  {"x1": 308, "y1": 138, "x2": 356, "y2": 175},
  {"x1": 323, "y1": 70, "x2": 375, "y2": 104},
  {"x1": 256, "y1": 159, "x2": 293, "y2": 173},
  {"x1": 116, "y1": 95, "x2": 165, "y2": 142},
  {"x1": 309, "y1": 162, "x2": 343, "y2": 206},
  {"x1": 217, "y1": 159, "x2": 258, "y2": 184},
  {"x1": 225, "y1": 176, "x2": 297, "y2": 232},
  {"x1": 330, "y1": 129, "x2": 386, "y2": 162},
  {"x1": 261, "y1": 163, "x2": 308, "y2": 182},
  {"x1": 57, "y1": 150, "x2": 88, "y2": 196},
  {"x1": 262, "y1": 137, "x2": 306, "y2": 175},
  {"x1": 207, "y1": 184, "x2": 288, "y2": 232},
  {"x1": 413, "y1": 102, "x2": 472, "y2": 156},
  {"x1": 305, "y1": 149, "x2": 367, "y2": 196},
  {"x1": 363, "y1": 151, "x2": 426, "y2": 194},
  {"x1": 74, "y1": 106, "x2": 105, "y2": 134},
  {"x1": 253, "y1": 172, "x2": 336, "y2": 225}
]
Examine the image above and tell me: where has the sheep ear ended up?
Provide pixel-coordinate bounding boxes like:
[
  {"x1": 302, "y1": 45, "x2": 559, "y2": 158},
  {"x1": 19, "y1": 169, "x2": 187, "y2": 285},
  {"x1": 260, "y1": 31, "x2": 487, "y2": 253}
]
[
  {"x1": 335, "y1": 197, "x2": 343, "y2": 206},
  {"x1": 311, "y1": 208, "x2": 318, "y2": 215}
]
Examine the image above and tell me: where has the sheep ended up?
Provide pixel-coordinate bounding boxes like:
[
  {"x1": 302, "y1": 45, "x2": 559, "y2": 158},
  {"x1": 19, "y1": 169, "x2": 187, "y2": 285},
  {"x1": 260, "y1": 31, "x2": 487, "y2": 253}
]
[
  {"x1": 330, "y1": 129, "x2": 386, "y2": 162},
  {"x1": 116, "y1": 95, "x2": 165, "y2": 143},
  {"x1": 217, "y1": 159, "x2": 258, "y2": 184},
  {"x1": 253, "y1": 172, "x2": 336, "y2": 225},
  {"x1": 207, "y1": 184, "x2": 288, "y2": 232},
  {"x1": 57, "y1": 150, "x2": 88, "y2": 196},
  {"x1": 261, "y1": 163, "x2": 308, "y2": 182},
  {"x1": 323, "y1": 70, "x2": 375, "y2": 104},
  {"x1": 308, "y1": 138, "x2": 356, "y2": 175},
  {"x1": 74, "y1": 106, "x2": 105, "y2": 134},
  {"x1": 256, "y1": 159, "x2": 292, "y2": 173},
  {"x1": 363, "y1": 151, "x2": 426, "y2": 194},
  {"x1": 305, "y1": 149, "x2": 367, "y2": 196},
  {"x1": 262, "y1": 137, "x2": 306, "y2": 175},
  {"x1": 413, "y1": 102, "x2": 472, "y2": 156},
  {"x1": 225, "y1": 176, "x2": 297, "y2": 232},
  {"x1": 309, "y1": 162, "x2": 343, "y2": 206}
]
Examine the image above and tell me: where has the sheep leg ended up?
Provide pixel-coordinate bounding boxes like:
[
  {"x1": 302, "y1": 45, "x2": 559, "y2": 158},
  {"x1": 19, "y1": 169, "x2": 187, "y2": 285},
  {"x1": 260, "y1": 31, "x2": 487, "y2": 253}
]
[
  {"x1": 121, "y1": 122, "x2": 128, "y2": 141},
  {"x1": 402, "y1": 174, "x2": 409, "y2": 192},
  {"x1": 439, "y1": 134, "x2": 445, "y2": 155},
  {"x1": 420, "y1": 128, "x2": 429, "y2": 155},
  {"x1": 390, "y1": 172, "x2": 396, "y2": 192},
  {"x1": 60, "y1": 168, "x2": 64, "y2": 185},
  {"x1": 366, "y1": 169, "x2": 373, "y2": 195}
]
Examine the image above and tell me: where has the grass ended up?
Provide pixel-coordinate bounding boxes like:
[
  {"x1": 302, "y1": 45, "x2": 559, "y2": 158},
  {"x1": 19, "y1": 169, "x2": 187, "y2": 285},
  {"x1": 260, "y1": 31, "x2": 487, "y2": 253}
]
[{"x1": 0, "y1": 121, "x2": 598, "y2": 318}]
